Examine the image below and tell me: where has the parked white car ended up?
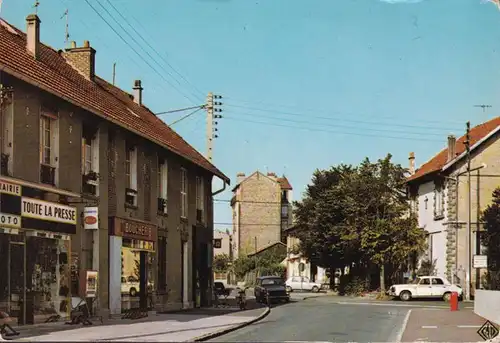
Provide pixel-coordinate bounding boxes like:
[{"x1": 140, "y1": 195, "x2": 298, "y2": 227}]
[
  {"x1": 285, "y1": 276, "x2": 322, "y2": 293},
  {"x1": 387, "y1": 276, "x2": 463, "y2": 302}
]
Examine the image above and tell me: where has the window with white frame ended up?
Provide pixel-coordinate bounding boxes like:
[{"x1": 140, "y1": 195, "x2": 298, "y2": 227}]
[
  {"x1": 125, "y1": 144, "x2": 138, "y2": 206},
  {"x1": 81, "y1": 125, "x2": 100, "y2": 195},
  {"x1": 196, "y1": 176, "x2": 204, "y2": 222},
  {"x1": 158, "y1": 158, "x2": 168, "y2": 214},
  {"x1": 39, "y1": 106, "x2": 59, "y2": 186},
  {"x1": 41, "y1": 116, "x2": 52, "y2": 165},
  {"x1": 180, "y1": 168, "x2": 188, "y2": 218}
]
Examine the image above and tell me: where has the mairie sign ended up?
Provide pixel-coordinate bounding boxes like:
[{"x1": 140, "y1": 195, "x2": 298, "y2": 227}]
[{"x1": 21, "y1": 197, "x2": 77, "y2": 225}]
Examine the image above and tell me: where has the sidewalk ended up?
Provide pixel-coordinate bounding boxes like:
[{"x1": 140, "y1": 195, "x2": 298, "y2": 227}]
[
  {"x1": 401, "y1": 308, "x2": 491, "y2": 342},
  {"x1": 6, "y1": 307, "x2": 268, "y2": 342}
]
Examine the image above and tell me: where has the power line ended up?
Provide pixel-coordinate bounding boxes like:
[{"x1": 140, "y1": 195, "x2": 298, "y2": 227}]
[
  {"x1": 156, "y1": 105, "x2": 205, "y2": 116},
  {"x1": 84, "y1": 0, "x2": 196, "y2": 103},
  {"x1": 224, "y1": 117, "x2": 443, "y2": 143},
  {"x1": 214, "y1": 199, "x2": 283, "y2": 204},
  {"x1": 229, "y1": 111, "x2": 448, "y2": 137},
  {"x1": 169, "y1": 107, "x2": 204, "y2": 126},
  {"x1": 102, "y1": 0, "x2": 205, "y2": 101},
  {"x1": 224, "y1": 97, "x2": 464, "y2": 126},
  {"x1": 225, "y1": 104, "x2": 460, "y2": 131}
]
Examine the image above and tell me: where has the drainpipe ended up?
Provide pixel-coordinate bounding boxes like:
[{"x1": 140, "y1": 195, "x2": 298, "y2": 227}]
[{"x1": 212, "y1": 180, "x2": 227, "y2": 196}]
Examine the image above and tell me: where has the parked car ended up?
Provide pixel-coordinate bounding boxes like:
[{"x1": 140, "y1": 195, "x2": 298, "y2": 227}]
[
  {"x1": 254, "y1": 276, "x2": 290, "y2": 303},
  {"x1": 387, "y1": 276, "x2": 463, "y2": 302},
  {"x1": 121, "y1": 276, "x2": 154, "y2": 296},
  {"x1": 285, "y1": 276, "x2": 322, "y2": 293}
]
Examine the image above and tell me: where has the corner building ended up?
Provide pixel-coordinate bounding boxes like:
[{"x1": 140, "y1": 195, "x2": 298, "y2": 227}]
[{"x1": 0, "y1": 13, "x2": 229, "y2": 325}]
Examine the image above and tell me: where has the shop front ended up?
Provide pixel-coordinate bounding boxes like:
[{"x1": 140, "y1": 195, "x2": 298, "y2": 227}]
[
  {"x1": 0, "y1": 179, "x2": 77, "y2": 325},
  {"x1": 108, "y1": 217, "x2": 156, "y2": 315}
]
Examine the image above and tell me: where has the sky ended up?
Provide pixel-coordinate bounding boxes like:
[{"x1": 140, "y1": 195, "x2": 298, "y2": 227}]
[{"x1": 2, "y1": 0, "x2": 500, "y2": 230}]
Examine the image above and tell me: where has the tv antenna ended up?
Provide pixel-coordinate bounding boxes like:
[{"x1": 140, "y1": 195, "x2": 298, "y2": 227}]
[
  {"x1": 61, "y1": 9, "x2": 69, "y2": 46},
  {"x1": 474, "y1": 104, "x2": 492, "y2": 112}
]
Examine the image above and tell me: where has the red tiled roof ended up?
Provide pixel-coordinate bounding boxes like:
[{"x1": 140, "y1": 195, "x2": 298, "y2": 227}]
[
  {"x1": 0, "y1": 17, "x2": 229, "y2": 183},
  {"x1": 277, "y1": 176, "x2": 293, "y2": 190},
  {"x1": 407, "y1": 117, "x2": 500, "y2": 182}
]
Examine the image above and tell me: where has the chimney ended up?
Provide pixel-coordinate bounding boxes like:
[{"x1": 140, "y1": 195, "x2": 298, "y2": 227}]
[
  {"x1": 63, "y1": 40, "x2": 96, "y2": 80},
  {"x1": 236, "y1": 172, "x2": 245, "y2": 184},
  {"x1": 133, "y1": 80, "x2": 143, "y2": 105},
  {"x1": 408, "y1": 152, "x2": 415, "y2": 175},
  {"x1": 447, "y1": 135, "x2": 456, "y2": 163},
  {"x1": 26, "y1": 14, "x2": 41, "y2": 59}
]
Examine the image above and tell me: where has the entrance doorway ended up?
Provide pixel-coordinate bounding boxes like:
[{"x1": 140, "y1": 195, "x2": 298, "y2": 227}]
[{"x1": 0, "y1": 231, "x2": 71, "y2": 325}]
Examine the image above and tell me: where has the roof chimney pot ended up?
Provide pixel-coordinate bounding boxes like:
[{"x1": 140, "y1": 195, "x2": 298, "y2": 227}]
[
  {"x1": 408, "y1": 152, "x2": 415, "y2": 175},
  {"x1": 447, "y1": 135, "x2": 457, "y2": 163},
  {"x1": 26, "y1": 14, "x2": 41, "y2": 59},
  {"x1": 133, "y1": 80, "x2": 143, "y2": 105}
]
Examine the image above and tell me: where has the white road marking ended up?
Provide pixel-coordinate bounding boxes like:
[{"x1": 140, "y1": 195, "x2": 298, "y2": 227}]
[
  {"x1": 282, "y1": 341, "x2": 333, "y2": 343},
  {"x1": 335, "y1": 301, "x2": 447, "y2": 309},
  {"x1": 465, "y1": 306, "x2": 474, "y2": 309},
  {"x1": 395, "y1": 309, "x2": 412, "y2": 342},
  {"x1": 457, "y1": 325, "x2": 481, "y2": 328},
  {"x1": 422, "y1": 325, "x2": 438, "y2": 329}
]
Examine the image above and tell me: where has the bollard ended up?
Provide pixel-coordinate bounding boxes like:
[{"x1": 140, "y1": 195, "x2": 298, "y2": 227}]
[{"x1": 450, "y1": 292, "x2": 459, "y2": 311}]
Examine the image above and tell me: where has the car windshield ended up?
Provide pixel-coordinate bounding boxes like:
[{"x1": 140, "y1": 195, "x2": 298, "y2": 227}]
[
  {"x1": 411, "y1": 278, "x2": 421, "y2": 285},
  {"x1": 261, "y1": 278, "x2": 284, "y2": 286}
]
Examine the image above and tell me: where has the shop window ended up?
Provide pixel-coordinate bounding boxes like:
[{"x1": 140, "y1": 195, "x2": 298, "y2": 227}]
[
  {"x1": 180, "y1": 168, "x2": 188, "y2": 218},
  {"x1": 157, "y1": 158, "x2": 168, "y2": 214},
  {"x1": 39, "y1": 106, "x2": 59, "y2": 186},
  {"x1": 125, "y1": 144, "x2": 138, "y2": 207},
  {"x1": 158, "y1": 237, "x2": 167, "y2": 292}
]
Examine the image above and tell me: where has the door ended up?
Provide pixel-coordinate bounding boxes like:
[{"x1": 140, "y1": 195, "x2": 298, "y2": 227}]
[
  {"x1": 302, "y1": 277, "x2": 312, "y2": 290},
  {"x1": 431, "y1": 277, "x2": 446, "y2": 297},
  {"x1": 8, "y1": 234, "x2": 27, "y2": 325},
  {"x1": 416, "y1": 277, "x2": 432, "y2": 297}
]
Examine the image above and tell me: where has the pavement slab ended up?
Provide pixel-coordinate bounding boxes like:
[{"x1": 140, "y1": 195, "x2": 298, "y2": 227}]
[
  {"x1": 401, "y1": 308, "x2": 490, "y2": 342},
  {"x1": 11, "y1": 308, "x2": 268, "y2": 342}
]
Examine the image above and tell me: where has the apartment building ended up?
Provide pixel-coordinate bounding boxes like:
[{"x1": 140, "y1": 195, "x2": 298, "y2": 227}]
[
  {"x1": 231, "y1": 171, "x2": 292, "y2": 258},
  {"x1": 0, "y1": 13, "x2": 229, "y2": 325},
  {"x1": 213, "y1": 229, "x2": 233, "y2": 258},
  {"x1": 407, "y1": 118, "x2": 500, "y2": 297}
]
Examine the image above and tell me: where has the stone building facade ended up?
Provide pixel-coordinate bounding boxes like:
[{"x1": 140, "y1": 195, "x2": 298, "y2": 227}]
[
  {"x1": 407, "y1": 118, "x2": 500, "y2": 297},
  {"x1": 0, "y1": 12, "x2": 228, "y2": 325},
  {"x1": 231, "y1": 171, "x2": 292, "y2": 258}
]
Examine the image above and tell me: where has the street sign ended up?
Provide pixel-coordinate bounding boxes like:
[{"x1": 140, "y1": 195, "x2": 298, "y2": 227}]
[
  {"x1": 477, "y1": 320, "x2": 499, "y2": 341},
  {"x1": 473, "y1": 255, "x2": 488, "y2": 269}
]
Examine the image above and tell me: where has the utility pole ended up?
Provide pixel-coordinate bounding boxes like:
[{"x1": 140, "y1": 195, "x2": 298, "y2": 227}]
[
  {"x1": 205, "y1": 92, "x2": 223, "y2": 162},
  {"x1": 112, "y1": 62, "x2": 116, "y2": 86},
  {"x1": 464, "y1": 121, "x2": 472, "y2": 301}
]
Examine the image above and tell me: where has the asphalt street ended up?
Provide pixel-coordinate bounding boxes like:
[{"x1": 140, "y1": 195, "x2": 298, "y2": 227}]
[{"x1": 208, "y1": 296, "x2": 478, "y2": 342}]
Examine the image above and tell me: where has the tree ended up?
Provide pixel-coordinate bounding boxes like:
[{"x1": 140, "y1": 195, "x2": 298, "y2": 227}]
[
  {"x1": 213, "y1": 254, "x2": 231, "y2": 273},
  {"x1": 293, "y1": 154, "x2": 426, "y2": 293},
  {"x1": 481, "y1": 188, "x2": 500, "y2": 290}
]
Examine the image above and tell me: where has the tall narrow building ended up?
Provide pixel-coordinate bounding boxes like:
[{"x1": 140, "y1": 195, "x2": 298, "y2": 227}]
[{"x1": 231, "y1": 171, "x2": 293, "y2": 258}]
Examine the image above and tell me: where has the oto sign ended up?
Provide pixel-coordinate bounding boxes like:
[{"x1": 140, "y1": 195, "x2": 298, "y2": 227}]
[{"x1": 83, "y1": 207, "x2": 98, "y2": 230}]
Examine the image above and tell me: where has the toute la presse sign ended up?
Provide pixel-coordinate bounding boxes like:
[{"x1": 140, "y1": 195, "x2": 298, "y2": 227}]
[{"x1": 21, "y1": 197, "x2": 77, "y2": 225}]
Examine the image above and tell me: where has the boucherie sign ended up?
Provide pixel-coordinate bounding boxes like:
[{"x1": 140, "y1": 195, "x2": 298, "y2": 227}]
[{"x1": 22, "y1": 197, "x2": 77, "y2": 225}]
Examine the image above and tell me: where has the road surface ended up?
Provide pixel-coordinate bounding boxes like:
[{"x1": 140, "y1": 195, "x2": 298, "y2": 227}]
[{"x1": 209, "y1": 296, "x2": 483, "y2": 342}]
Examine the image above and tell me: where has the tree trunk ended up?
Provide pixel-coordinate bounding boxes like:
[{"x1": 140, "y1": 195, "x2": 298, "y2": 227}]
[{"x1": 379, "y1": 263, "x2": 386, "y2": 292}]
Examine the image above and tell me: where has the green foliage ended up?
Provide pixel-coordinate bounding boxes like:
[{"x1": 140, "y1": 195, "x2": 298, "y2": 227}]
[
  {"x1": 232, "y1": 246, "x2": 286, "y2": 281},
  {"x1": 292, "y1": 154, "x2": 427, "y2": 291},
  {"x1": 213, "y1": 253, "x2": 231, "y2": 273},
  {"x1": 338, "y1": 275, "x2": 369, "y2": 296},
  {"x1": 417, "y1": 259, "x2": 437, "y2": 276},
  {"x1": 481, "y1": 188, "x2": 500, "y2": 290}
]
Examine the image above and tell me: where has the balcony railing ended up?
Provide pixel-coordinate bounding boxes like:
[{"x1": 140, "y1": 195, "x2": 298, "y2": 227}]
[
  {"x1": 125, "y1": 187, "x2": 138, "y2": 207},
  {"x1": 40, "y1": 164, "x2": 56, "y2": 186},
  {"x1": 1, "y1": 153, "x2": 9, "y2": 176},
  {"x1": 196, "y1": 209, "x2": 203, "y2": 223},
  {"x1": 157, "y1": 197, "x2": 167, "y2": 214},
  {"x1": 82, "y1": 172, "x2": 99, "y2": 195}
]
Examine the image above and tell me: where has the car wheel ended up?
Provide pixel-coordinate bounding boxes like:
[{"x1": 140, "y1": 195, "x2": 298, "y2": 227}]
[
  {"x1": 443, "y1": 292, "x2": 452, "y2": 302},
  {"x1": 311, "y1": 286, "x2": 319, "y2": 293},
  {"x1": 399, "y1": 290, "x2": 412, "y2": 301},
  {"x1": 129, "y1": 288, "x2": 137, "y2": 297}
]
